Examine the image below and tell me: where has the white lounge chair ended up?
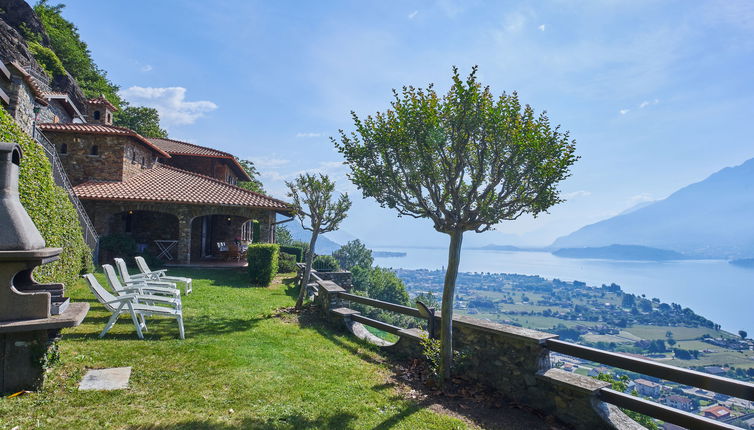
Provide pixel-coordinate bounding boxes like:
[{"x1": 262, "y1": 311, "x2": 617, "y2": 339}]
[
  {"x1": 114, "y1": 258, "x2": 178, "y2": 293},
  {"x1": 103, "y1": 264, "x2": 180, "y2": 300},
  {"x1": 135, "y1": 256, "x2": 193, "y2": 294},
  {"x1": 83, "y1": 274, "x2": 185, "y2": 340}
]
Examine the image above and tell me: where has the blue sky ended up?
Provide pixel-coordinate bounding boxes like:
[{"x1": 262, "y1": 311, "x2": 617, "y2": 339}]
[{"x1": 54, "y1": 0, "x2": 754, "y2": 248}]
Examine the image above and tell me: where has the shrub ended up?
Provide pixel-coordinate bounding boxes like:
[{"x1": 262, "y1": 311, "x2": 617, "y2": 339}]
[
  {"x1": 248, "y1": 243, "x2": 279, "y2": 286},
  {"x1": 27, "y1": 41, "x2": 67, "y2": 79},
  {"x1": 278, "y1": 252, "x2": 297, "y2": 273},
  {"x1": 1, "y1": 107, "x2": 91, "y2": 287},
  {"x1": 279, "y1": 245, "x2": 303, "y2": 262},
  {"x1": 313, "y1": 255, "x2": 339, "y2": 272},
  {"x1": 99, "y1": 233, "x2": 137, "y2": 259}
]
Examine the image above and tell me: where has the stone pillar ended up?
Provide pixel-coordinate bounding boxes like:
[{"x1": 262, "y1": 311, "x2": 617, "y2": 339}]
[
  {"x1": 0, "y1": 330, "x2": 50, "y2": 393},
  {"x1": 259, "y1": 211, "x2": 273, "y2": 243},
  {"x1": 176, "y1": 215, "x2": 192, "y2": 264}
]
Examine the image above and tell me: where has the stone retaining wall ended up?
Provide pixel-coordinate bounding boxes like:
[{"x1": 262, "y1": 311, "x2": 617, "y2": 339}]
[{"x1": 312, "y1": 280, "x2": 638, "y2": 430}]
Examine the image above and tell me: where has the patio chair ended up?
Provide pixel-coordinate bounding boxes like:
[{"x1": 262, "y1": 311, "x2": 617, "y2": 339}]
[
  {"x1": 114, "y1": 258, "x2": 179, "y2": 293},
  {"x1": 135, "y1": 256, "x2": 193, "y2": 294},
  {"x1": 103, "y1": 264, "x2": 180, "y2": 300},
  {"x1": 83, "y1": 274, "x2": 185, "y2": 340}
]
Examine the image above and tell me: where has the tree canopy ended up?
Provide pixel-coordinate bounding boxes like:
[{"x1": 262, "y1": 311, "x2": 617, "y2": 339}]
[
  {"x1": 113, "y1": 106, "x2": 167, "y2": 138},
  {"x1": 333, "y1": 239, "x2": 374, "y2": 270},
  {"x1": 235, "y1": 158, "x2": 266, "y2": 194},
  {"x1": 335, "y1": 66, "x2": 577, "y2": 383}
]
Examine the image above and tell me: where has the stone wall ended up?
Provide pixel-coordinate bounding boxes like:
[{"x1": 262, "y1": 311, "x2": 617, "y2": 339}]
[
  {"x1": 122, "y1": 142, "x2": 156, "y2": 181},
  {"x1": 312, "y1": 283, "x2": 640, "y2": 430},
  {"x1": 49, "y1": 133, "x2": 125, "y2": 185},
  {"x1": 4, "y1": 74, "x2": 36, "y2": 135}
]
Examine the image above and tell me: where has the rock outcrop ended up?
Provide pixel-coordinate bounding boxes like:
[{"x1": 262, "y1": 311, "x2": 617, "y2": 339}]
[{"x1": 0, "y1": 0, "x2": 88, "y2": 111}]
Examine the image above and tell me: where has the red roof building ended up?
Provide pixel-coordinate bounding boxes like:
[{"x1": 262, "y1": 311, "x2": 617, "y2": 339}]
[{"x1": 701, "y1": 405, "x2": 732, "y2": 420}]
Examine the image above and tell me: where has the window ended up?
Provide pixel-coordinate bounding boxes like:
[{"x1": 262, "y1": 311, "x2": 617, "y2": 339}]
[
  {"x1": 93, "y1": 110, "x2": 101, "y2": 120},
  {"x1": 90, "y1": 145, "x2": 99, "y2": 156},
  {"x1": 59, "y1": 143, "x2": 68, "y2": 154},
  {"x1": 140, "y1": 157, "x2": 145, "y2": 168},
  {"x1": 241, "y1": 221, "x2": 254, "y2": 241},
  {"x1": 106, "y1": 112, "x2": 111, "y2": 123}
]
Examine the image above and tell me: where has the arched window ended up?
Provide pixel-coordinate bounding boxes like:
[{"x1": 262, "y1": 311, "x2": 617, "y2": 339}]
[
  {"x1": 59, "y1": 143, "x2": 68, "y2": 154},
  {"x1": 90, "y1": 145, "x2": 99, "y2": 156},
  {"x1": 93, "y1": 110, "x2": 101, "y2": 120}
]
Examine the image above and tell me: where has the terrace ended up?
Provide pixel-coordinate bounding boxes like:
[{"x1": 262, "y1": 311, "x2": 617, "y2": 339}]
[{"x1": 0, "y1": 268, "x2": 554, "y2": 429}]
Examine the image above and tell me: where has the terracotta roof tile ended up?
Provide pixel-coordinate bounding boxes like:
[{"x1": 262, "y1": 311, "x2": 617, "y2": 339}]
[
  {"x1": 6, "y1": 61, "x2": 49, "y2": 106},
  {"x1": 148, "y1": 137, "x2": 252, "y2": 181},
  {"x1": 73, "y1": 164, "x2": 290, "y2": 211},
  {"x1": 87, "y1": 94, "x2": 118, "y2": 111},
  {"x1": 37, "y1": 123, "x2": 171, "y2": 158}
]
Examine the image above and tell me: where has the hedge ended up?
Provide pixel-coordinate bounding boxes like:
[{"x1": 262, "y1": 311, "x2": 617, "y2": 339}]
[
  {"x1": 313, "y1": 255, "x2": 340, "y2": 272},
  {"x1": 279, "y1": 245, "x2": 303, "y2": 263},
  {"x1": 277, "y1": 252, "x2": 298, "y2": 273},
  {"x1": 1, "y1": 107, "x2": 92, "y2": 287},
  {"x1": 248, "y1": 243, "x2": 279, "y2": 286}
]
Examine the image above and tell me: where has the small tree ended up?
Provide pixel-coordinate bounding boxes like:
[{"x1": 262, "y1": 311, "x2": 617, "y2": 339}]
[
  {"x1": 335, "y1": 66, "x2": 577, "y2": 383},
  {"x1": 235, "y1": 158, "x2": 266, "y2": 194},
  {"x1": 333, "y1": 239, "x2": 374, "y2": 270},
  {"x1": 114, "y1": 106, "x2": 167, "y2": 138},
  {"x1": 740, "y1": 330, "x2": 748, "y2": 340},
  {"x1": 286, "y1": 173, "x2": 351, "y2": 309},
  {"x1": 275, "y1": 225, "x2": 294, "y2": 246}
]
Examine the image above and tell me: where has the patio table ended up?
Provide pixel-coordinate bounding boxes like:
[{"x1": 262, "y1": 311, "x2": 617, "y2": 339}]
[{"x1": 154, "y1": 240, "x2": 178, "y2": 260}]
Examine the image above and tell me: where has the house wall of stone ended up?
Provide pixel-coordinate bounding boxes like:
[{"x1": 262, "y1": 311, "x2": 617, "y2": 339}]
[
  {"x1": 4, "y1": 74, "x2": 36, "y2": 135},
  {"x1": 50, "y1": 133, "x2": 126, "y2": 185},
  {"x1": 41, "y1": 100, "x2": 73, "y2": 124},
  {"x1": 122, "y1": 142, "x2": 157, "y2": 181}
]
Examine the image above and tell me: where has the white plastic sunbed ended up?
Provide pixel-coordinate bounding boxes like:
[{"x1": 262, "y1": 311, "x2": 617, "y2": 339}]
[
  {"x1": 103, "y1": 264, "x2": 180, "y2": 300},
  {"x1": 83, "y1": 273, "x2": 185, "y2": 340},
  {"x1": 135, "y1": 256, "x2": 193, "y2": 295},
  {"x1": 113, "y1": 258, "x2": 179, "y2": 294}
]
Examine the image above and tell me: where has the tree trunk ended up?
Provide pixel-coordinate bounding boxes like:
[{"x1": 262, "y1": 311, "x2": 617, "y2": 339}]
[
  {"x1": 439, "y1": 229, "x2": 463, "y2": 385},
  {"x1": 296, "y1": 230, "x2": 319, "y2": 309}
]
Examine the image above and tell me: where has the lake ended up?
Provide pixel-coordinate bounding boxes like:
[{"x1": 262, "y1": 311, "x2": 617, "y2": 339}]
[{"x1": 372, "y1": 247, "x2": 754, "y2": 335}]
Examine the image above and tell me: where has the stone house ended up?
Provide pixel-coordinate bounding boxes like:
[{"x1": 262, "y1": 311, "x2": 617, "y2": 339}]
[
  {"x1": 664, "y1": 394, "x2": 694, "y2": 411},
  {"x1": 38, "y1": 101, "x2": 290, "y2": 263},
  {"x1": 2, "y1": 59, "x2": 291, "y2": 264},
  {"x1": 634, "y1": 378, "x2": 662, "y2": 397}
]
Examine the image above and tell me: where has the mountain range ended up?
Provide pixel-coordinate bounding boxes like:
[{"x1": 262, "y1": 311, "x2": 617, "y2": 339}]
[{"x1": 551, "y1": 157, "x2": 754, "y2": 259}]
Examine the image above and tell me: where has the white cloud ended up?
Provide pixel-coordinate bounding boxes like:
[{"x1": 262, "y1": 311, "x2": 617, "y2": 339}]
[
  {"x1": 504, "y1": 12, "x2": 527, "y2": 32},
  {"x1": 408, "y1": 10, "x2": 418, "y2": 19},
  {"x1": 639, "y1": 98, "x2": 660, "y2": 108},
  {"x1": 619, "y1": 109, "x2": 630, "y2": 115},
  {"x1": 119, "y1": 86, "x2": 218, "y2": 126},
  {"x1": 563, "y1": 190, "x2": 591, "y2": 199},
  {"x1": 249, "y1": 156, "x2": 290, "y2": 169},
  {"x1": 295, "y1": 132, "x2": 322, "y2": 138},
  {"x1": 140, "y1": 64, "x2": 153, "y2": 72},
  {"x1": 538, "y1": 24, "x2": 546, "y2": 31},
  {"x1": 628, "y1": 193, "x2": 654, "y2": 204}
]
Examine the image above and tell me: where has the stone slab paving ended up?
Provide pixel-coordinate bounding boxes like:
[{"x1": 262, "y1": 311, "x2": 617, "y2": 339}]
[{"x1": 79, "y1": 367, "x2": 131, "y2": 391}]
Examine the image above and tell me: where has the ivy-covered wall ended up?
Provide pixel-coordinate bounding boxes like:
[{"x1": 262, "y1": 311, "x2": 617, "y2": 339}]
[{"x1": 0, "y1": 107, "x2": 92, "y2": 287}]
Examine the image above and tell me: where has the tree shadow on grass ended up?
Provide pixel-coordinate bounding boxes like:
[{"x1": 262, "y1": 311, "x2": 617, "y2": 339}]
[
  {"x1": 130, "y1": 411, "x2": 358, "y2": 430},
  {"x1": 65, "y1": 315, "x2": 266, "y2": 341},
  {"x1": 282, "y1": 276, "x2": 300, "y2": 300}
]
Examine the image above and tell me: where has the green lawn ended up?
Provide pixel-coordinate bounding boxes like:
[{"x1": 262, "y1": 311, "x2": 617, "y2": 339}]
[{"x1": 0, "y1": 269, "x2": 468, "y2": 429}]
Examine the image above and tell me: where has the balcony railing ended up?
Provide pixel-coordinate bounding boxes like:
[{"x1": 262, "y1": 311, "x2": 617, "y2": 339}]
[{"x1": 300, "y1": 265, "x2": 754, "y2": 430}]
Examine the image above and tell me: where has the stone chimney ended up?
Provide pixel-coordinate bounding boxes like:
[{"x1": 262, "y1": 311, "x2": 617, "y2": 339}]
[{"x1": 87, "y1": 94, "x2": 117, "y2": 125}]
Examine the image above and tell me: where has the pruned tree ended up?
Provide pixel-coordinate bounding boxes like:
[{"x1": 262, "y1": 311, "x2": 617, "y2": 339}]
[
  {"x1": 286, "y1": 173, "x2": 351, "y2": 309},
  {"x1": 334, "y1": 66, "x2": 577, "y2": 383}
]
